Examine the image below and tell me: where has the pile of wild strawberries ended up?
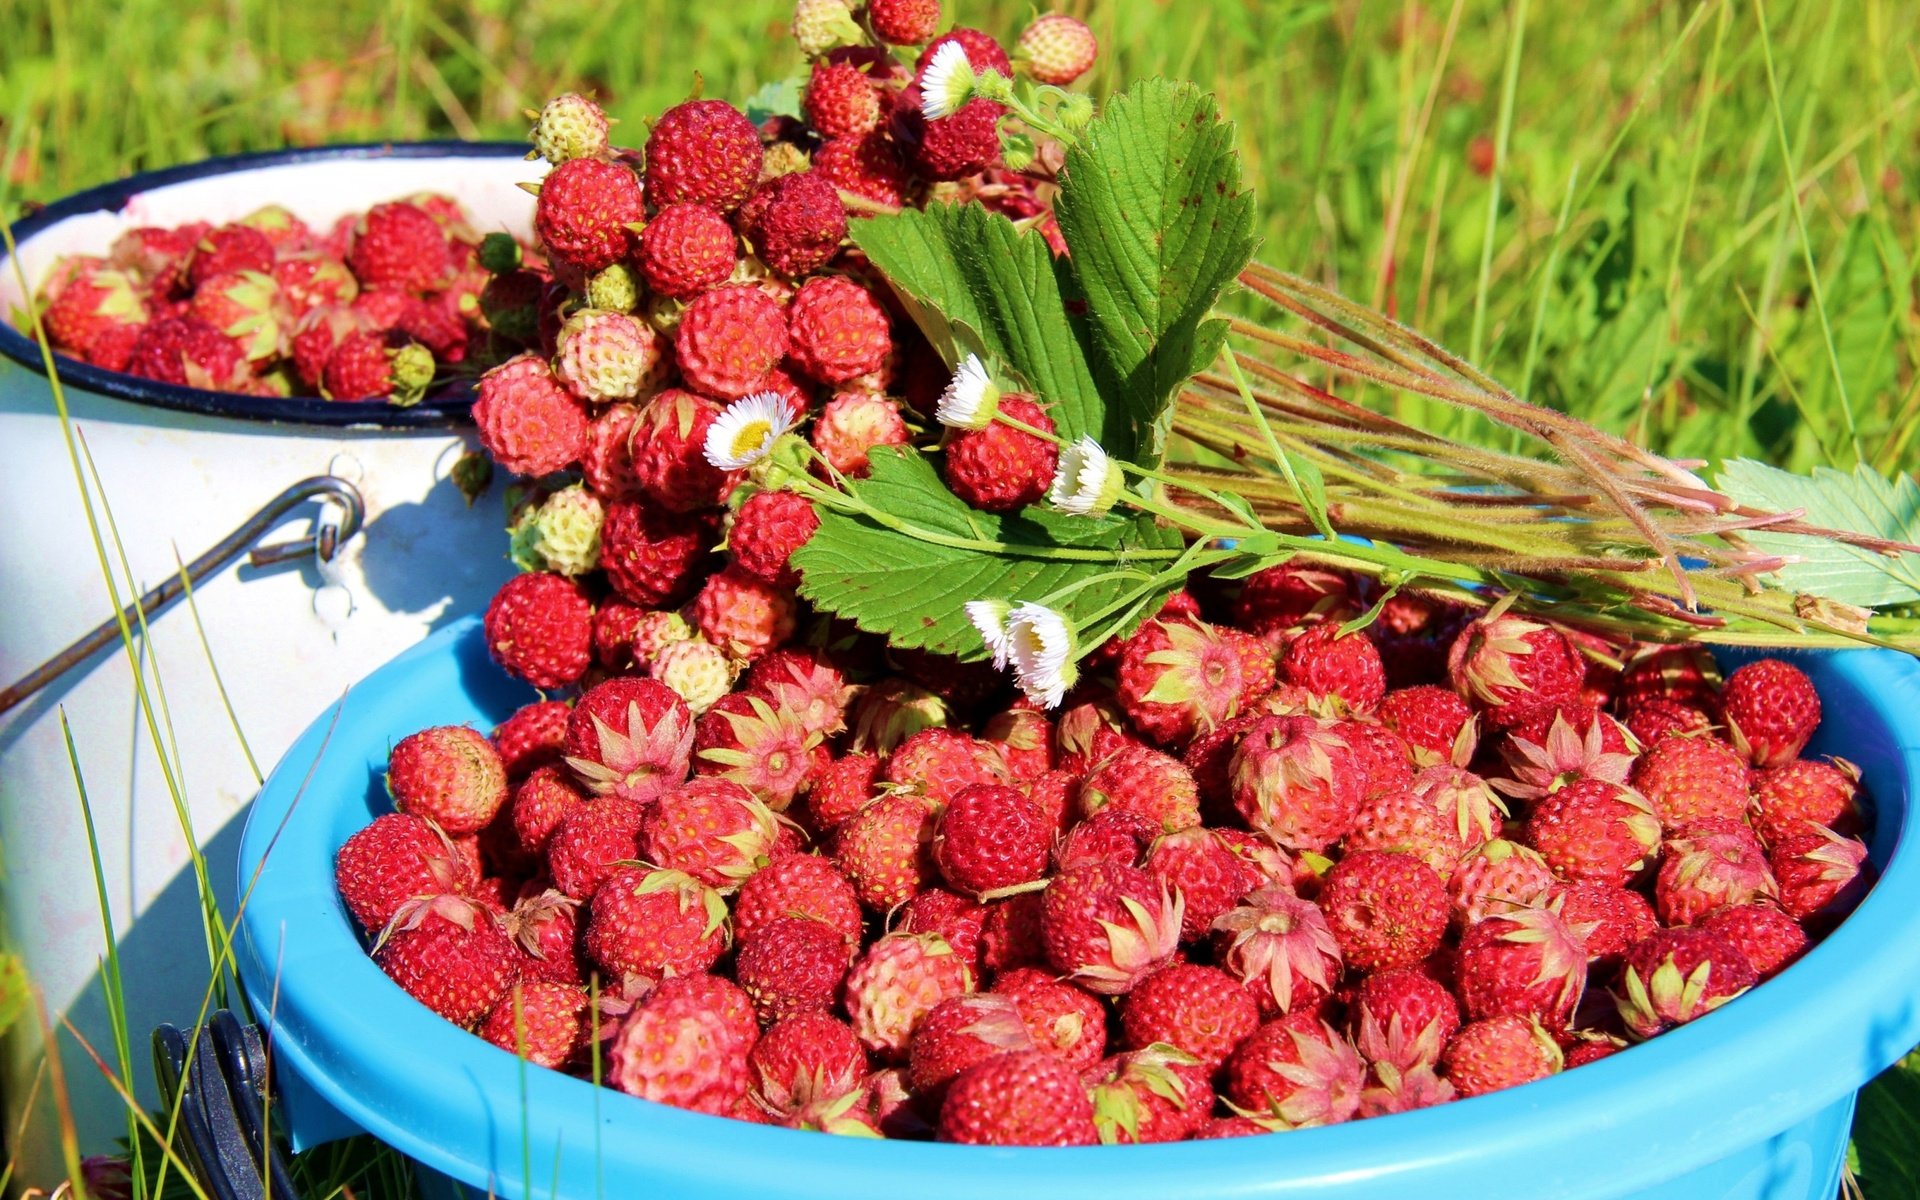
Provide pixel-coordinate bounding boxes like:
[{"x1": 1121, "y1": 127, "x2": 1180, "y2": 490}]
[
  {"x1": 31, "y1": 194, "x2": 527, "y2": 402},
  {"x1": 337, "y1": 569, "x2": 1873, "y2": 1144}
]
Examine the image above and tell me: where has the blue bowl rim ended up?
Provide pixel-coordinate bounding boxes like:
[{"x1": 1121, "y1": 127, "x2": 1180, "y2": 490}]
[
  {"x1": 236, "y1": 617, "x2": 1920, "y2": 1200},
  {"x1": 0, "y1": 140, "x2": 530, "y2": 431}
]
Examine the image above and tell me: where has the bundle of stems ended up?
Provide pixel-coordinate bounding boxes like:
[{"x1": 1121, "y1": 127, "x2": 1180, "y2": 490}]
[{"x1": 1160, "y1": 266, "x2": 1920, "y2": 653}]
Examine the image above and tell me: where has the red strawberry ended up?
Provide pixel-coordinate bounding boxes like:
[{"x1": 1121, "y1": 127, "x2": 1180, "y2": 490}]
[
  {"x1": 740, "y1": 171, "x2": 849, "y2": 278},
  {"x1": 645, "y1": 99, "x2": 763, "y2": 213},
  {"x1": 373, "y1": 894, "x2": 518, "y2": 1026},
  {"x1": 868, "y1": 0, "x2": 941, "y2": 44},
  {"x1": 729, "y1": 490, "x2": 818, "y2": 588},
  {"x1": 1721, "y1": 659, "x2": 1821, "y2": 768},
  {"x1": 1088, "y1": 1047, "x2": 1215, "y2": 1144},
  {"x1": 478, "y1": 980, "x2": 589, "y2": 1068},
  {"x1": 908, "y1": 993, "x2": 1036, "y2": 1104},
  {"x1": 1700, "y1": 903, "x2": 1808, "y2": 979},
  {"x1": 691, "y1": 568, "x2": 798, "y2": 662},
  {"x1": 807, "y1": 752, "x2": 882, "y2": 833},
  {"x1": 1210, "y1": 886, "x2": 1343, "y2": 1017},
  {"x1": 1040, "y1": 861, "x2": 1182, "y2": 995},
  {"x1": 747, "y1": 1011, "x2": 868, "y2": 1122},
  {"x1": 1448, "y1": 838, "x2": 1555, "y2": 927},
  {"x1": 482, "y1": 572, "x2": 593, "y2": 690},
  {"x1": 1114, "y1": 619, "x2": 1253, "y2": 748},
  {"x1": 1524, "y1": 778, "x2": 1661, "y2": 886},
  {"x1": 674, "y1": 285, "x2": 790, "y2": 400},
  {"x1": 472, "y1": 353, "x2": 591, "y2": 477},
  {"x1": 732, "y1": 851, "x2": 863, "y2": 947},
  {"x1": 503, "y1": 888, "x2": 584, "y2": 985},
  {"x1": 1338, "y1": 719, "x2": 1418, "y2": 800},
  {"x1": 1378, "y1": 686, "x2": 1476, "y2": 767},
  {"x1": 736, "y1": 914, "x2": 854, "y2": 1023},
  {"x1": 814, "y1": 132, "x2": 913, "y2": 211},
  {"x1": 1447, "y1": 612, "x2": 1584, "y2": 729},
  {"x1": 930, "y1": 783, "x2": 1049, "y2": 898},
  {"x1": 186, "y1": 224, "x2": 275, "y2": 289},
  {"x1": 938, "y1": 1050, "x2": 1098, "y2": 1146},
  {"x1": 1143, "y1": 826, "x2": 1263, "y2": 943},
  {"x1": 1345, "y1": 786, "x2": 1469, "y2": 877},
  {"x1": 638, "y1": 779, "x2": 783, "y2": 891},
  {"x1": 805, "y1": 60, "x2": 883, "y2": 139},
  {"x1": 899, "y1": 889, "x2": 989, "y2": 976},
  {"x1": 1631, "y1": 735, "x2": 1750, "y2": 829},
  {"x1": 1280, "y1": 623, "x2": 1386, "y2": 714},
  {"x1": 1619, "y1": 643, "x2": 1723, "y2": 712},
  {"x1": 1655, "y1": 818, "x2": 1777, "y2": 926},
  {"x1": 1441, "y1": 1015, "x2": 1561, "y2": 1097},
  {"x1": 1627, "y1": 697, "x2": 1717, "y2": 746},
  {"x1": 884, "y1": 728, "x2": 1009, "y2": 805},
  {"x1": 509, "y1": 765, "x2": 586, "y2": 855},
  {"x1": 693, "y1": 691, "x2": 822, "y2": 813},
  {"x1": 387, "y1": 726, "x2": 507, "y2": 836},
  {"x1": 607, "y1": 973, "x2": 758, "y2": 1114},
  {"x1": 1317, "y1": 850, "x2": 1449, "y2": 973},
  {"x1": 844, "y1": 931, "x2": 974, "y2": 1060},
  {"x1": 1547, "y1": 881, "x2": 1656, "y2": 968},
  {"x1": 637, "y1": 202, "x2": 738, "y2": 299},
  {"x1": 125, "y1": 316, "x2": 250, "y2": 390},
  {"x1": 348, "y1": 202, "x2": 452, "y2": 291},
  {"x1": 1221, "y1": 1013, "x2": 1365, "y2": 1127},
  {"x1": 991, "y1": 968, "x2": 1107, "y2": 1071},
  {"x1": 44, "y1": 266, "x2": 148, "y2": 359},
  {"x1": 1496, "y1": 708, "x2": 1638, "y2": 801},
  {"x1": 600, "y1": 500, "x2": 712, "y2": 609},
  {"x1": 787, "y1": 274, "x2": 891, "y2": 385},
  {"x1": 1455, "y1": 906, "x2": 1588, "y2": 1030},
  {"x1": 1229, "y1": 715, "x2": 1362, "y2": 852},
  {"x1": 833, "y1": 792, "x2": 940, "y2": 911},
  {"x1": 584, "y1": 865, "x2": 729, "y2": 979},
  {"x1": 942, "y1": 394, "x2": 1056, "y2": 512},
  {"x1": 1118, "y1": 963, "x2": 1259, "y2": 1070},
  {"x1": 1077, "y1": 744, "x2": 1201, "y2": 834},
  {"x1": 535, "y1": 158, "x2": 645, "y2": 272},
  {"x1": 1769, "y1": 825, "x2": 1871, "y2": 924},
  {"x1": 563, "y1": 677, "x2": 695, "y2": 805},
  {"x1": 1348, "y1": 966, "x2": 1460, "y2": 1074},
  {"x1": 335, "y1": 813, "x2": 470, "y2": 931},
  {"x1": 544, "y1": 797, "x2": 646, "y2": 901},
  {"x1": 1054, "y1": 806, "x2": 1159, "y2": 874},
  {"x1": 1750, "y1": 757, "x2": 1862, "y2": 846},
  {"x1": 979, "y1": 891, "x2": 1048, "y2": 975},
  {"x1": 1614, "y1": 927, "x2": 1756, "y2": 1038},
  {"x1": 492, "y1": 700, "x2": 572, "y2": 781}
]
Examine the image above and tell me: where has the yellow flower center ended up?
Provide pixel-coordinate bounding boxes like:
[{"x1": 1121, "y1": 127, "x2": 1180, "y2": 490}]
[{"x1": 729, "y1": 419, "x2": 773, "y2": 459}]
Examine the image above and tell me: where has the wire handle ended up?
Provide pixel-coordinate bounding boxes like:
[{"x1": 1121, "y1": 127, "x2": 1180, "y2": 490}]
[
  {"x1": 0, "y1": 475, "x2": 365, "y2": 716},
  {"x1": 151, "y1": 1013, "x2": 299, "y2": 1200}
]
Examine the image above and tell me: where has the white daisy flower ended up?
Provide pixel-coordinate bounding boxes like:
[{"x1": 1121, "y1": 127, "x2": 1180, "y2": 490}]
[
  {"x1": 1004, "y1": 602, "x2": 1079, "y2": 708},
  {"x1": 934, "y1": 354, "x2": 1001, "y2": 430},
  {"x1": 703, "y1": 391, "x2": 796, "y2": 470},
  {"x1": 964, "y1": 599, "x2": 1013, "y2": 669},
  {"x1": 1048, "y1": 437, "x2": 1122, "y2": 516},
  {"x1": 919, "y1": 39, "x2": 977, "y2": 121}
]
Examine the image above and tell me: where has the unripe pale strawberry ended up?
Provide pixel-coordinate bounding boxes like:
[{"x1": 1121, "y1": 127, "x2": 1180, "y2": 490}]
[
  {"x1": 528, "y1": 92, "x2": 610, "y2": 165},
  {"x1": 811, "y1": 391, "x2": 910, "y2": 477},
  {"x1": 1449, "y1": 838, "x2": 1555, "y2": 928},
  {"x1": 844, "y1": 931, "x2": 974, "y2": 1060},
  {"x1": 1015, "y1": 14, "x2": 1098, "y2": 85},
  {"x1": 553, "y1": 308, "x2": 667, "y2": 404}
]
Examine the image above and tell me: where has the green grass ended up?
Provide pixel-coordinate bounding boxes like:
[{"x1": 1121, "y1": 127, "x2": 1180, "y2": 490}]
[{"x1": 1, "y1": 0, "x2": 1918, "y2": 1195}]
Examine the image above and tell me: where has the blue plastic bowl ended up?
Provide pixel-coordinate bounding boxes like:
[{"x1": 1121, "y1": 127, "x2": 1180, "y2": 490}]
[{"x1": 236, "y1": 617, "x2": 1920, "y2": 1200}]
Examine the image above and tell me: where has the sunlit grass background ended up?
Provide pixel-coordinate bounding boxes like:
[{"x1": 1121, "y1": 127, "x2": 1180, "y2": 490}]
[{"x1": 2, "y1": 0, "x2": 1917, "y2": 1195}]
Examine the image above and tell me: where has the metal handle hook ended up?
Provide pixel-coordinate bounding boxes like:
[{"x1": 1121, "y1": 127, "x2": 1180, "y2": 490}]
[{"x1": 0, "y1": 475, "x2": 366, "y2": 717}]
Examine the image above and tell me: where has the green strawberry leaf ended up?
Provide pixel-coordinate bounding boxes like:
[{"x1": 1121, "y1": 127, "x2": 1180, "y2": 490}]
[
  {"x1": 1053, "y1": 78, "x2": 1259, "y2": 467},
  {"x1": 743, "y1": 78, "x2": 804, "y2": 125},
  {"x1": 1715, "y1": 458, "x2": 1920, "y2": 607},
  {"x1": 791, "y1": 447, "x2": 1185, "y2": 659},
  {"x1": 849, "y1": 202, "x2": 1116, "y2": 455}
]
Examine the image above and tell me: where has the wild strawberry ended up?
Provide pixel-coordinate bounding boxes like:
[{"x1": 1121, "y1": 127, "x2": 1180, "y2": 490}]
[
  {"x1": 654, "y1": 639, "x2": 739, "y2": 717},
  {"x1": 1115, "y1": 619, "x2": 1251, "y2": 747},
  {"x1": 1625, "y1": 697, "x2": 1716, "y2": 746},
  {"x1": 1563, "y1": 1037, "x2": 1626, "y2": 1069},
  {"x1": 1447, "y1": 612, "x2": 1584, "y2": 729},
  {"x1": 1317, "y1": 851, "x2": 1448, "y2": 973},
  {"x1": 1630, "y1": 735, "x2": 1749, "y2": 829},
  {"x1": 1455, "y1": 905, "x2": 1588, "y2": 1031},
  {"x1": 737, "y1": 915, "x2": 854, "y2": 1023},
  {"x1": 1089, "y1": 1047, "x2": 1215, "y2": 1144},
  {"x1": 1525, "y1": 778, "x2": 1661, "y2": 886},
  {"x1": 125, "y1": 316, "x2": 250, "y2": 390},
  {"x1": 807, "y1": 753, "x2": 881, "y2": 833},
  {"x1": 844, "y1": 931, "x2": 974, "y2": 1059},
  {"x1": 1231, "y1": 563, "x2": 1356, "y2": 640},
  {"x1": 509, "y1": 765, "x2": 586, "y2": 855},
  {"x1": 1548, "y1": 881, "x2": 1656, "y2": 968},
  {"x1": 740, "y1": 171, "x2": 847, "y2": 278},
  {"x1": 976, "y1": 705, "x2": 1054, "y2": 783},
  {"x1": 1143, "y1": 826, "x2": 1262, "y2": 943},
  {"x1": 639, "y1": 779, "x2": 782, "y2": 892},
  {"x1": 1619, "y1": 643, "x2": 1723, "y2": 712},
  {"x1": 1721, "y1": 659, "x2": 1821, "y2": 768},
  {"x1": 908, "y1": 993, "x2": 1035, "y2": 1104},
  {"x1": 1118, "y1": 963, "x2": 1259, "y2": 1070},
  {"x1": 373, "y1": 894, "x2": 518, "y2": 1026},
  {"x1": 748, "y1": 1011, "x2": 868, "y2": 1121},
  {"x1": 730, "y1": 851, "x2": 861, "y2": 947},
  {"x1": 478, "y1": 980, "x2": 588, "y2": 1068},
  {"x1": 186, "y1": 224, "x2": 275, "y2": 289},
  {"x1": 923, "y1": 782, "x2": 1047, "y2": 899},
  {"x1": 787, "y1": 275, "x2": 890, "y2": 385},
  {"x1": 991, "y1": 968, "x2": 1107, "y2": 1070},
  {"x1": 814, "y1": 131, "x2": 913, "y2": 209},
  {"x1": 472, "y1": 353, "x2": 591, "y2": 477},
  {"x1": 1769, "y1": 825, "x2": 1870, "y2": 924},
  {"x1": 1229, "y1": 715, "x2": 1362, "y2": 852},
  {"x1": 691, "y1": 569, "x2": 797, "y2": 662},
  {"x1": 1016, "y1": 14, "x2": 1097, "y2": 84},
  {"x1": 1280, "y1": 623, "x2": 1386, "y2": 714},
  {"x1": 941, "y1": 394, "x2": 1057, "y2": 512},
  {"x1": 646, "y1": 99, "x2": 763, "y2": 213},
  {"x1": 1700, "y1": 903, "x2": 1808, "y2": 979},
  {"x1": 1041, "y1": 861, "x2": 1182, "y2": 995},
  {"x1": 345, "y1": 202, "x2": 451, "y2": 292},
  {"x1": 1750, "y1": 757, "x2": 1862, "y2": 846},
  {"x1": 674, "y1": 285, "x2": 790, "y2": 399},
  {"x1": 885, "y1": 728, "x2": 1009, "y2": 805},
  {"x1": 834, "y1": 792, "x2": 940, "y2": 910},
  {"x1": 1449, "y1": 838, "x2": 1555, "y2": 928},
  {"x1": 905, "y1": 95, "x2": 1007, "y2": 181},
  {"x1": 1340, "y1": 720, "x2": 1418, "y2": 799},
  {"x1": 508, "y1": 485, "x2": 605, "y2": 579},
  {"x1": 1055, "y1": 806, "x2": 1159, "y2": 874},
  {"x1": 321, "y1": 330, "x2": 434, "y2": 403},
  {"x1": 528, "y1": 91, "x2": 610, "y2": 165},
  {"x1": 335, "y1": 813, "x2": 470, "y2": 931},
  {"x1": 1349, "y1": 966, "x2": 1460, "y2": 1074},
  {"x1": 600, "y1": 500, "x2": 712, "y2": 609},
  {"x1": 805, "y1": 60, "x2": 882, "y2": 139},
  {"x1": 386, "y1": 726, "x2": 508, "y2": 837},
  {"x1": 1076, "y1": 744, "x2": 1201, "y2": 834},
  {"x1": 636, "y1": 203, "x2": 738, "y2": 300},
  {"x1": 1614, "y1": 927, "x2": 1756, "y2": 1039},
  {"x1": 899, "y1": 889, "x2": 989, "y2": 975},
  {"x1": 1221, "y1": 1013, "x2": 1365, "y2": 1127},
  {"x1": 1655, "y1": 818, "x2": 1777, "y2": 925},
  {"x1": 979, "y1": 891, "x2": 1047, "y2": 974},
  {"x1": 185, "y1": 269, "x2": 285, "y2": 364},
  {"x1": 109, "y1": 225, "x2": 202, "y2": 297},
  {"x1": 1496, "y1": 708, "x2": 1638, "y2": 802},
  {"x1": 728, "y1": 491, "x2": 817, "y2": 588},
  {"x1": 626, "y1": 388, "x2": 735, "y2": 511},
  {"x1": 688, "y1": 692, "x2": 815, "y2": 813},
  {"x1": 544, "y1": 797, "x2": 646, "y2": 900},
  {"x1": 939, "y1": 1050, "x2": 1097, "y2": 1146},
  {"x1": 608, "y1": 973, "x2": 758, "y2": 1114},
  {"x1": 535, "y1": 158, "x2": 644, "y2": 272},
  {"x1": 1210, "y1": 886, "x2": 1342, "y2": 1017},
  {"x1": 1378, "y1": 686, "x2": 1476, "y2": 768},
  {"x1": 501, "y1": 888, "x2": 583, "y2": 985},
  {"x1": 582, "y1": 865, "x2": 727, "y2": 980},
  {"x1": 1345, "y1": 786, "x2": 1469, "y2": 877},
  {"x1": 553, "y1": 309, "x2": 666, "y2": 404},
  {"x1": 869, "y1": 0, "x2": 941, "y2": 44},
  {"x1": 915, "y1": 27, "x2": 1013, "y2": 79},
  {"x1": 563, "y1": 677, "x2": 695, "y2": 804},
  {"x1": 811, "y1": 390, "x2": 910, "y2": 476},
  {"x1": 1442, "y1": 1015, "x2": 1561, "y2": 1097}
]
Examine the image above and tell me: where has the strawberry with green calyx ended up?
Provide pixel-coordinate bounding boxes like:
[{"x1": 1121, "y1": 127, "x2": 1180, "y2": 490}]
[
  {"x1": 1448, "y1": 838, "x2": 1555, "y2": 928},
  {"x1": 1455, "y1": 904, "x2": 1590, "y2": 1031},
  {"x1": 1228, "y1": 715, "x2": 1362, "y2": 852},
  {"x1": 1089, "y1": 1045, "x2": 1215, "y2": 1144},
  {"x1": 638, "y1": 778, "x2": 787, "y2": 893},
  {"x1": 693, "y1": 691, "x2": 824, "y2": 813},
  {"x1": 1077, "y1": 744, "x2": 1201, "y2": 833},
  {"x1": 584, "y1": 865, "x2": 730, "y2": 979},
  {"x1": 1349, "y1": 967, "x2": 1460, "y2": 1076},
  {"x1": 1220, "y1": 1013, "x2": 1365, "y2": 1128},
  {"x1": 1614, "y1": 927, "x2": 1757, "y2": 1039},
  {"x1": 1524, "y1": 778, "x2": 1662, "y2": 887},
  {"x1": 1654, "y1": 818, "x2": 1778, "y2": 926},
  {"x1": 1769, "y1": 824, "x2": 1871, "y2": 924},
  {"x1": 1210, "y1": 885, "x2": 1343, "y2": 1018},
  {"x1": 1447, "y1": 608, "x2": 1584, "y2": 730},
  {"x1": 1496, "y1": 709, "x2": 1638, "y2": 801},
  {"x1": 1378, "y1": 685, "x2": 1478, "y2": 768},
  {"x1": 563, "y1": 677, "x2": 696, "y2": 806},
  {"x1": 1115, "y1": 619, "x2": 1255, "y2": 747},
  {"x1": 1409, "y1": 764, "x2": 1509, "y2": 848},
  {"x1": 1039, "y1": 860, "x2": 1183, "y2": 995}
]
